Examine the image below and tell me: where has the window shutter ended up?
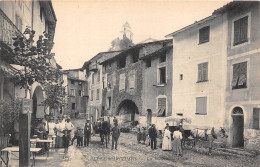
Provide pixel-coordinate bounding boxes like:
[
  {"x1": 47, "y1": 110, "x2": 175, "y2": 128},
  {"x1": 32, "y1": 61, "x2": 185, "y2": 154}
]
[
  {"x1": 196, "y1": 97, "x2": 207, "y2": 115},
  {"x1": 199, "y1": 26, "x2": 210, "y2": 44},
  {"x1": 240, "y1": 16, "x2": 248, "y2": 43},
  {"x1": 119, "y1": 74, "x2": 125, "y2": 91},
  {"x1": 253, "y1": 109, "x2": 259, "y2": 129},
  {"x1": 198, "y1": 64, "x2": 202, "y2": 81},
  {"x1": 202, "y1": 62, "x2": 208, "y2": 81},
  {"x1": 234, "y1": 20, "x2": 241, "y2": 45}
]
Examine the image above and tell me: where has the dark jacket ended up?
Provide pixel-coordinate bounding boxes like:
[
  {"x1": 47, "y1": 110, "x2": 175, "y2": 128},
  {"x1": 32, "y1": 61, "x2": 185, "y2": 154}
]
[
  {"x1": 148, "y1": 127, "x2": 157, "y2": 140},
  {"x1": 84, "y1": 123, "x2": 92, "y2": 135},
  {"x1": 111, "y1": 126, "x2": 120, "y2": 139}
]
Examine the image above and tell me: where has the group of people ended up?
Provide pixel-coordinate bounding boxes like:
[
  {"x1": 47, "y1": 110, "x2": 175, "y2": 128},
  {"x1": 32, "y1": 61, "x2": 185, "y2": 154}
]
[{"x1": 162, "y1": 123, "x2": 183, "y2": 156}]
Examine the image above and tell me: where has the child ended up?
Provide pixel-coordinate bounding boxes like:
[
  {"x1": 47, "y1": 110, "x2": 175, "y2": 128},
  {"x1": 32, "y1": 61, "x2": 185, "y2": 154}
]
[{"x1": 71, "y1": 127, "x2": 84, "y2": 147}]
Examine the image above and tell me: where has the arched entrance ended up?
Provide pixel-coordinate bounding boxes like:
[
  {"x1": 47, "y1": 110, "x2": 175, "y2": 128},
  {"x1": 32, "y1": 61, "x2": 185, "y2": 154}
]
[
  {"x1": 147, "y1": 109, "x2": 152, "y2": 125},
  {"x1": 32, "y1": 86, "x2": 44, "y2": 119},
  {"x1": 116, "y1": 100, "x2": 139, "y2": 124},
  {"x1": 232, "y1": 107, "x2": 244, "y2": 148}
]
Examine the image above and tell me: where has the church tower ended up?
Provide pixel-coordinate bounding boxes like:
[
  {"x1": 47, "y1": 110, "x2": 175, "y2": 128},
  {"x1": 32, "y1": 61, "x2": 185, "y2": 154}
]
[{"x1": 122, "y1": 22, "x2": 133, "y2": 40}]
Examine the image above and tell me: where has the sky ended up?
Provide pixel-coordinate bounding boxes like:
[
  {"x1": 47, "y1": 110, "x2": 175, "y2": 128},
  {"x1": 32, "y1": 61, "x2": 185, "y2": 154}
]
[{"x1": 52, "y1": 0, "x2": 231, "y2": 70}]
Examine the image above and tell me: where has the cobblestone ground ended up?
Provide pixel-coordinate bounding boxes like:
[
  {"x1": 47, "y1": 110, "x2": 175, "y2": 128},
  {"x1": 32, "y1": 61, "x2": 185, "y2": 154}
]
[{"x1": 32, "y1": 119, "x2": 260, "y2": 167}]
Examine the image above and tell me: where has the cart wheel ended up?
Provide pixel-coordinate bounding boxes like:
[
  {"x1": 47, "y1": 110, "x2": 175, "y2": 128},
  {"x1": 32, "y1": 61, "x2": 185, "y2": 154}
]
[{"x1": 184, "y1": 140, "x2": 194, "y2": 150}]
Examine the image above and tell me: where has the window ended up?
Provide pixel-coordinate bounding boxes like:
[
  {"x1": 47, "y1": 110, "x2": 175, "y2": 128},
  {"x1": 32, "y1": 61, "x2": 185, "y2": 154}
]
[
  {"x1": 107, "y1": 74, "x2": 112, "y2": 89},
  {"x1": 158, "y1": 67, "x2": 166, "y2": 85},
  {"x1": 107, "y1": 97, "x2": 111, "y2": 110},
  {"x1": 97, "y1": 71, "x2": 100, "y2": 82},
  {"x1": 199, "y1": 26, "x2": 210, "y2": 44},
  {"x1": 196, "y1": 97, "x2": 207, "y2": 115},
  {"x1": 129, "y1": 74, "x2": 135, "y2": 89},
  {"x1": 78, "y1": 90, "x2": 82, "y2": 96},
  {"x1": 71, "y1": 80, "x2": 74, "y2": 84},
  {"x1": 198, "y1": 62, "x2": 208, "y2": 82},
  {"x1": 60, "y1": 106, "x2": 62, "y2": 114},
  {"x1": 132, "y1": 51, "x2": 139, "y2": 63},
  {"x1": 180, "y1": 74, "x2": 183, "y2": 80},
  {"x1": 157, "y1": 97, "x2": 166, "y2": 117},
  {"x1": 96, "y1": 89, "x2": 100, "y2": 100},
  {"x1": 232, "y1": 61, "x2": 247, "y2": 89},
  {"x1": 160, "y1": 54, "x2": 166, "y2": 63},
  {"x1": 146, "y1": 58, "x2": 151, "y2": 68},
  {"x1": 92, "y1": 73, "x2": 95, "y2": 84},
  {"x1": 70, "y1": 89, "x2": 75, "y2": 96},
  {"x1": 119, "y1": 73, "x2": 126, "y2": 91},
  {"x1": 71, "y1": 103, "x2": 76, "y2": 110},
  {"x1": 118, "y1": 56, "x2": 126, "y2": 69},
  {"x1": 253, "y1": 108, "x2": 260, "y2": 129},
  {"x1": 91, "y1": 90, "x2": 94, "y2": 101},
  {"x1": 234, "y1": 16, "x2": 248, "y2": 46}
]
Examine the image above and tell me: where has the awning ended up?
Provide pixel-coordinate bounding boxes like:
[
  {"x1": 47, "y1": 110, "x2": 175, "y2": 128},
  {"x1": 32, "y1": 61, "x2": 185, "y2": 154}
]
[
  {"x1": 157, "y1": 107, "x2": 165, "y2": 117},
  {"x1": 0, "y1": 60, "x2": 20, "y2": 79}
]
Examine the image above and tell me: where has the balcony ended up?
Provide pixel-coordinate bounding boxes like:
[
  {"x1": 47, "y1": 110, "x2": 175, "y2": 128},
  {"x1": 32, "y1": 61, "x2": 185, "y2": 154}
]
[{"x1": 0, "y1": 9, "x2": 22, "y2": 47}]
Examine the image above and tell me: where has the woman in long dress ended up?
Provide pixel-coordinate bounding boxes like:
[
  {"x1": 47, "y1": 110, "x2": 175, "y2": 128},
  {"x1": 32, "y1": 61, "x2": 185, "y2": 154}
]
[
  {"x1": 56, "y1": 118, "x2": 65, "y2": 148},
  {"x1": 162, "y1": 126, "x2": 172, "y2": 151},
  {"x1": 172, "y1": 126, "x2": 183, "y2": 156}
]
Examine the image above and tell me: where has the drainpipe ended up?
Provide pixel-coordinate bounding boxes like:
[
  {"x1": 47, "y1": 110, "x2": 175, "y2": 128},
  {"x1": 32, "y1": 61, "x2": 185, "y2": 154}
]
[{"x1": 31, "y1": 0, "x2": 34, "y2": 30}]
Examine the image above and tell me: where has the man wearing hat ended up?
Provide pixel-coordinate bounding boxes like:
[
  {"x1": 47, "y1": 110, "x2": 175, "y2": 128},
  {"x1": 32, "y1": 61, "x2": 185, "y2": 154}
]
[{"x1": 84, "y1": 119, "x2": 92, "y2": 147}]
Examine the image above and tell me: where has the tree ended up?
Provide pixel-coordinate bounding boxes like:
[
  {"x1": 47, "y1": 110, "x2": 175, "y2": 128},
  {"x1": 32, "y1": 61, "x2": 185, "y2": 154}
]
[
  {"x1": 42, "y1": 82, "x2": 66, "y2": 115},
  {"x1": 1, "y1": 27, "x2": 62, "y2": 96},
  {"x1": 109, "y1": 36, "x2": 134, "y2": 51}
]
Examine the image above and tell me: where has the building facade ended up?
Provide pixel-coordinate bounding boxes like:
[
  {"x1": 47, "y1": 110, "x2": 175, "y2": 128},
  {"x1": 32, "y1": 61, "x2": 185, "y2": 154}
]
[
  {"x1": 166, "y1": 1, "x2": 260, "y2": 150},
  {"x1": 63, "y1": 69, "x2": 87, "y2": 118},
  {"x1": 0, "y1": 0, "x2": 57, "y2": 119}
]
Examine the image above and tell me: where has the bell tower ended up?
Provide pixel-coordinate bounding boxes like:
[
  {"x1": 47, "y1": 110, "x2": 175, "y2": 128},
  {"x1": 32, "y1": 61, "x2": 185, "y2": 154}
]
[{"x1": 122, "y1": 22, "x2": 133, "y2": 40}]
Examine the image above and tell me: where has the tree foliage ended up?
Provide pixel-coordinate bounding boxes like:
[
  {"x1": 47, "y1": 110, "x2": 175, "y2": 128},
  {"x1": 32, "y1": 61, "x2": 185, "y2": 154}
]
[
  {"x1": 42, "y1": 82, "x2": 66, "y2": 112},
  {"x1": 1, "y1": 27, "x2": 62, "y2": 90},
  {"x1": 109, "y1": 36, "x2": 134, "y2": 51}
]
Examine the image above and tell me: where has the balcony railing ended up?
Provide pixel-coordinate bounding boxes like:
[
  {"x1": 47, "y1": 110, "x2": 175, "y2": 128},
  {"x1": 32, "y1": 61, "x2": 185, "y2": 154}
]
[{"x1": 0, "y1": 9, "x2": 22, "y2": 47}]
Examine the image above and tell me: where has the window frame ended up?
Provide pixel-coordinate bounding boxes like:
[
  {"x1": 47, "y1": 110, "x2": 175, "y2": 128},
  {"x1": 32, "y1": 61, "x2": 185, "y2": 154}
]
[
  {"x1": 231, "y1": 12, "x2": 251, "y2": 48},
  {"x1": 195, "y1": 96, "x2": 207, "y2": 115},
  {"x1": 96, "y1": 89, "x2": 100, "y2": 100},
  {"x1": 198, "y1": 26, "x2": 210, "y2": 44},
  {"x1": 71, "y1": 103, "x2": 76, "y2": 110},
  {"x1": 230, "y1": 59, "x2": 249, "y2": 91},
  {"x1": 197, "y1": 62, "x2": 208, "y2": 83},
  {"x1": 156, "y1": 95, "x2": 167, "y2": 117},
  {"x1": 70, "y1": 89, "x2": 75, "y2": 96}
]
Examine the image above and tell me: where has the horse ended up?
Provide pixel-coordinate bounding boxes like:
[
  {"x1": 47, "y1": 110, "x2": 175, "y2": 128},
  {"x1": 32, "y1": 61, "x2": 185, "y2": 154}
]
[
  {"x1": 96, "y1": 121, "x2": 110, "y2": 147},
  {"x1": 190, "y1": 127, "x2": 228, "y2": 155}
]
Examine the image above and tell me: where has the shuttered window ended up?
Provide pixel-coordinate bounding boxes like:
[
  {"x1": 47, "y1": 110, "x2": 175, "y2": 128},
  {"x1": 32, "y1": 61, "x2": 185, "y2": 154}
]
[
  {"x1": 70, "y1": 89, "x2": 75, "y2": 96},
  {"x1": 96, "y1": 89, "x2": 100, "y2": 100},
  {"x1": 199, "y1": 26, "x2": 210, "y2": 44},
  {"x1": 119, "y1": 73, "x2": 125, "y2": 91},
  {"x1": 198, "y1": 62, "x2": 208, "y2": 82},
  {"x1": 157, "y1": 98, "x2": 166, "y2": 117},
  {"x1": 234, "y1": 16, "x2": 248, "y2": 45},
  {"x1": 196, "y1": 97, "x2": 207, "y2": 115},
  {"x1": 232, "y1": 62, "x2": 247, "y2": 89},
  {"x1": 253, "y1": 108, "x2": 260, "y2": 129},
  {"x1": 107, "y1": 74, "x2": 112, "y2": 88},
  {"x1": 92, "y1": 73, "x2": 95, "y2": 84},
  {"x1": 97, "y1": 71, "x2": 100, "y2": 82},
  {"x1": 129, "y1": 74, "x2": 135, "y2": 89},
  {"x1": 91, "y1": 90, "x2": 94, "y2": 101}
]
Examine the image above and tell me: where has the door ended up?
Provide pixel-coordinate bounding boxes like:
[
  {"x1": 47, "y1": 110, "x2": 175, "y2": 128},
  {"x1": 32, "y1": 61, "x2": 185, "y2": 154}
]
[
  {"x1": 147, "y1": 109, "x2": 152, "y2": 125},
  {"x1": 232, "y1": 107, "x2": 244, "y2": 148}
]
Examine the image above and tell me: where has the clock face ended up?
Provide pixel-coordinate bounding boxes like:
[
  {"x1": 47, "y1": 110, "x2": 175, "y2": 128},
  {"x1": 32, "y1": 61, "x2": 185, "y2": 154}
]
[{"x1": 232, "y1": 107, "x2": 243, "y2": 115}]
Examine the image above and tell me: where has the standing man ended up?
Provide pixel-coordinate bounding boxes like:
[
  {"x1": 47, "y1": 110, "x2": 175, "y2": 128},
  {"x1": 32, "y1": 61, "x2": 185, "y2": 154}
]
[
  {"x1": 111, "y1": 123, "x2": 120, "y2": 150},
  {"x1": 84, "y1": 119, "x2": 92, "y2": 147},
  {"x1": 148, "y1": 124, "x2": 157, "y2": 150}
]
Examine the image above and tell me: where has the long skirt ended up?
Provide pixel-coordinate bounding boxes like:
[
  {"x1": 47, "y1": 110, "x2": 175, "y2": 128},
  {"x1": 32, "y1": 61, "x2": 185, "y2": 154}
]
[
  {"x1": 172, "y1": 138, "x2": 182, "y2": 155},
  {"x1": 56, "y1": 136, "x2": 64, "y2": 148},
  {"x1": 162, "y1": 137, "x2": 172, "y2": 151}
]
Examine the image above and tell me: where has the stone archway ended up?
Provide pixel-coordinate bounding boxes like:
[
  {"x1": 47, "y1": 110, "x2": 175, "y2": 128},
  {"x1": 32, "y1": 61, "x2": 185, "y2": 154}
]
[
  {"x1": 232, "y1": 107, "x2": 244, "y2": 148},
  {"x1": 32, "y1": 86, "x2": 44, "y2": 119},
  {"x1": 116, "y1": 100, "x2": 139, "y2": 124}
]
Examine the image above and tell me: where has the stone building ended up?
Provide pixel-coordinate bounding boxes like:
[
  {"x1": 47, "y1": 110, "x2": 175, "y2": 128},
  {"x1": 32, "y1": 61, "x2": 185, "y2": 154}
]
[
  {"x1": 166, "y1": 1, "x2": 260, "y2": 150},
  {"x1": 63, "y1": 69, "x2": 87, "y2": 118},
  {"x1": 99, "y1": 39, "x2": 172, "y2": 129}
]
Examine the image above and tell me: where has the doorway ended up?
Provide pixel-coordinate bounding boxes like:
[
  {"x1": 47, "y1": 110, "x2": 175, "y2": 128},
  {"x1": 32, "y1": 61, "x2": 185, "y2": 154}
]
[
  {"x1": 232, "y1": 107, "x2": 244, "y2": 148},
  {"x1": 147, "y1": 109, "x2": 152, "y2": 125}
]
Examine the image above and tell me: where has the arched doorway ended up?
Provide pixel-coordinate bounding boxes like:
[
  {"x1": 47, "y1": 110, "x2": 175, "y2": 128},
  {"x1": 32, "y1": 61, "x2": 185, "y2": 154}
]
[
  {"x1": 232, "y1": 107, "x2": 244, "y2": 148},
  {"x1": 116, "y1": 100, "x2": 139, "y2": 124},
  {"x1": 147, "y1": 109, "x2": 152, "y2": 125},
  {"x1": 32, "y1": 86, "x2": 44, "y2": 119}
]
